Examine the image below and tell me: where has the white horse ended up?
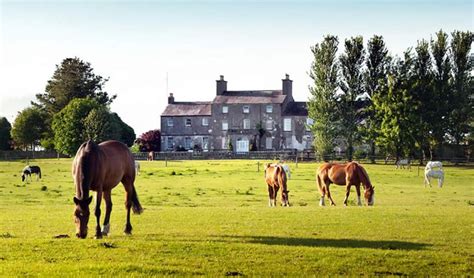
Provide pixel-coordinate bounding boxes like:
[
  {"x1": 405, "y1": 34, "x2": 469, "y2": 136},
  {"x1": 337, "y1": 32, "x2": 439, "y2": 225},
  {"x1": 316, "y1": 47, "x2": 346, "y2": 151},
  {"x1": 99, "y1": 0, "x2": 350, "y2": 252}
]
[
  {"x1": 425, "y1": 161, "x2": 443, "y2": 171},
  {"x1": 424, "y1": 169, "x2": 444, "y2": 188},
  {"x1": 134, "y1": 161, "x2": 140, "y2": 175},
  {"x1": 281, "y1": 164, "x2": 291, "y2": 179},
  {"x1": 396, "y1": 159, "x2": 411, "y2": 169}
]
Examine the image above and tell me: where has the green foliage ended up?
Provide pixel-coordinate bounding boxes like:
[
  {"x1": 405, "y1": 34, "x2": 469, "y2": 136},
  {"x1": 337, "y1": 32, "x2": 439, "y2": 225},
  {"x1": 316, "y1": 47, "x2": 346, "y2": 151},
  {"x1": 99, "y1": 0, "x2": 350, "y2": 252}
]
[
  {"x1": 0, "y1": 117, "x2": 12, "y2": 150},
  {"x1": 448, "y1": 30, "x2": 473, "y2": 144},
  {"x1": 308, "y1": 35, "x2": 339, "y2": 159},
  {"x1": 338, "y1": 36, "x2": 365, "y2": 161},
  {"x1": 110, "y1": 113, "x2": 136, "y2": 147},
  {"x1": 52, "y1": 98, "x2": 101, "y2": 156},
  {"x1": 83, "y1": 106, "x2": 117, "y2": 143},
  {"x1": 10, "y1": 107, "x2": 47, "y2": 150}
]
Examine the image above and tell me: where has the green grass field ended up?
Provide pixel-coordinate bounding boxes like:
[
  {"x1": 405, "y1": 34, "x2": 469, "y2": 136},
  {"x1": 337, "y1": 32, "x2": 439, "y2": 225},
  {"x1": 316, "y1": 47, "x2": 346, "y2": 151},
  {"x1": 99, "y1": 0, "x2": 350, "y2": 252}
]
[{"x1": 0, "y1": 159, "x2": 472, "y2": 276}]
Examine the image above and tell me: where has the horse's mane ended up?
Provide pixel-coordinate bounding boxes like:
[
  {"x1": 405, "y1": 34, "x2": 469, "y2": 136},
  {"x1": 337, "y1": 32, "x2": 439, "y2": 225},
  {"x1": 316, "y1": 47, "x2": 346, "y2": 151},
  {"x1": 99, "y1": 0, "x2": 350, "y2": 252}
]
[
  {"x1": 355, "y1": 163, "x2": 373, "y2": 190},
  {"x1": 75, "y1": 140, "x2": 100, "y2": 200}
]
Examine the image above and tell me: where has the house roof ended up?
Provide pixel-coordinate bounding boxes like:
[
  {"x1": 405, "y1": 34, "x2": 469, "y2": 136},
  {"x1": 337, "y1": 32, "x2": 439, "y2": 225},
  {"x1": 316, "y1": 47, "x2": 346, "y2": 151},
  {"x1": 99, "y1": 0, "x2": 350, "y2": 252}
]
[
  {"x1": 161, "y1": 102, "x2": 212, "y2": 116},
  {"x1": 283, "y1": 101, "x2": 308, "y2": 116},
  {"x1": 213, "y1": 90, "x2": 287, "y2": 104}
]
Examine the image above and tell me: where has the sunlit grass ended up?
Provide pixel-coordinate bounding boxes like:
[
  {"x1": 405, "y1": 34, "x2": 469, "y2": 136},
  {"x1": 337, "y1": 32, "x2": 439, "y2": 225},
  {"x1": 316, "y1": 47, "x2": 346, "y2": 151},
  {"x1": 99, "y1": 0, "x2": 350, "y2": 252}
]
[{"x1": 0, "y1": 159, "x2": 472, "y2": 276}]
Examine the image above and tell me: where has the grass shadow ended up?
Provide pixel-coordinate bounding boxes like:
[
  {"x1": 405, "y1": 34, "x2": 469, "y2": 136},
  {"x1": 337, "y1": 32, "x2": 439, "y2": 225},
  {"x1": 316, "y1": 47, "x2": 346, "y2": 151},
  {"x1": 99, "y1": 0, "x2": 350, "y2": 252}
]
[{"x1": 220, "y1": 235, "x2": 430, "y2": 250}]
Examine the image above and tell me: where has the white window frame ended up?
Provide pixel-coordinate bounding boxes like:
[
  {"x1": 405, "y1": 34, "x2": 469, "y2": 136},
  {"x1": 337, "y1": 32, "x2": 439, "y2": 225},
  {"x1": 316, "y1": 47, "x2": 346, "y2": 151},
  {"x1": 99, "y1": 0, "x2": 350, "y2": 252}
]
[
  {"x1": 243, "y1": 119, "x2": 250, "y2": 130},
  {"x1": 243, "y1": 105, "x2": 250, "y2": 114},
  {"x1": 202, "y1": 118, "x2": 209, "y2": 126},
  {"x1": 265, "y1": 120, "x2": 273, "y2": 130},
  {"x1": 167, "y1": 136, "x2": 174, "y2": 150},
  {"x1": 185, "y1": 118, "x2": 192, "y2": 127},
  {"x1": 222, "y1": 106, "x2": 228, "y2": 114},
  {"x1": 222, "y1": 120, "x2": 228, "y2": 131},
  {"x1": 266, "y1": 105, "x2": 273, "y2": 113},
  {"x1": 167, "y1": 118, "x2": 173, "y2": 127},
  {"x1": 184, "y1": 137, "x2": 192, "y2": 149},
  {"x1": 283, "y1": 118, "x2": 292, "y2": 131}
]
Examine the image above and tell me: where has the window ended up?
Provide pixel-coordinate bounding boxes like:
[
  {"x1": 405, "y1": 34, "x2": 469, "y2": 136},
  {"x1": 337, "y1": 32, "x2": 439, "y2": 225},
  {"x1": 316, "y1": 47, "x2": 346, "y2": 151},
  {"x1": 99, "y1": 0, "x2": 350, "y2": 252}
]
[
  {"x1": 266, "y1": 137, "x2": 273, "y2": 150},
  {"x1": 203, "y1": 137, "x2": 209, "y2": 150},
  {"x1": 167, "y1": 137, "x2": 173, "y2": 150},
  {"x1": 185, "y1": 137, "x2": 192, "y2": 149},
  {"x1": 202, "y1": 118, "x2": 209, "y2": 126},
  {"x1": 243, "y1": 119, "x2": 250, "y2": 129},
  {"x1": 222, "y1": 120, "x2": 228, "y2": 131},
  {"x1": 222, "y1": 106, "x2": 228, "y2": 113},
  {"x1": 243, "y1": 105, "x2": 250, "y2": 113},
  {"x1": 185, "y1": 118, "x2": 192, "y2": 127},
  {"x1": 306, "y1": 118, "x2": 314, "y2": 131},
  {"x1": 283, "y1": 118, "x2": 292, "y2": 131},
  {"x1": 167, "y1": 118, "x2": 173, "y2": 127},
  {"x1": 265, "y1": 120, "x2": 273, "y2": 130},
  {"x1": 266, "y1": 105, "x2": 273, "y2": 113}
]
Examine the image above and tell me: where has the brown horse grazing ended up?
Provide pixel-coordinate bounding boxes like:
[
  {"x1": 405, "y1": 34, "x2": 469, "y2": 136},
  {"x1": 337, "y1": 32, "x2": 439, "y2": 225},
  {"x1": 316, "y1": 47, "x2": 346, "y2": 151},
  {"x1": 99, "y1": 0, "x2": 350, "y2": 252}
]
[
  {"x1": 72, "y1": 140, "x2": 143, "y2": 239},
  {"x1": 316, "y1": 162, "x2": 375, "y2": 206},
  {"x1": 264, "y1": 163, "x2": 290, "y2": 207}
]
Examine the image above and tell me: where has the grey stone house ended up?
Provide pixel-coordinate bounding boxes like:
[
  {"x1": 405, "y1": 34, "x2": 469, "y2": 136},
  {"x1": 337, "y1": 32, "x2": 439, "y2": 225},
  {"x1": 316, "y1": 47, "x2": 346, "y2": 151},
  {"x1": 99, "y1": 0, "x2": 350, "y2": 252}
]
[{"x1": 160, "y1": 74, "x2": 313, "y2": 152}]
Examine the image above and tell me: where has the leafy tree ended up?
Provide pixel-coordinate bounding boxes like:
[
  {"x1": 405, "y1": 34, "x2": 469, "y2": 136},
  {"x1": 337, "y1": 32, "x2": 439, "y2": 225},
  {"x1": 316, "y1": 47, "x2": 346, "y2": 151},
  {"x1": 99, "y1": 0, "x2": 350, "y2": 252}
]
[
  {"x1": 32, "y1": 57, "x2": 116, "y2": 149},
  {"x1": 411, "y1": 39, "x2": 434, "y2": 161},
  {"x1": 362, "y1": 35, "x2": 390, "y2": 163},
  {"x1": 430, "y1": 30, "x2": 451, "y2": 157},
  {"x1": 83, "y1": 106, "x2": 117, "y2": 143},
  {"x1": 0, "y1": 117, "x2": 12, "y2": 150},
  {"x1": 448, "y1": 30, "x2": 473, "y2": 144},
  {"x1": 308, "y1": 35, "x2": 339, "y2": 160},
  {"x1": 110, "y1": 113, "x2": 136, "y2": 147},
  {"x1": 52, "y1": 98, "x2": 101, "y2": 156},
  {"x1": 11, "y1": 107, "x2": 47, "y2": 150},
  {"x1": 374, "y1": 51, "x2": 417, "y2": 160},
  {"x1": 338, "y1": 36, "x2": 365, "y2": 161},
  {"x1": 136, "y1": 129, "x2": 161, "y2": 152}
]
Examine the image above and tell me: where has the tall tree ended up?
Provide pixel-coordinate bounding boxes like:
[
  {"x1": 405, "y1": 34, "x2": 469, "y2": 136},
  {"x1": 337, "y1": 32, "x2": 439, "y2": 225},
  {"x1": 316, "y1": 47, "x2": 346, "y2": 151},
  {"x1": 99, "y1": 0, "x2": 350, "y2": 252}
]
[
  {"x1": 430, "y1": 30, "x2": 451, "y2": 157},
  {"x1": 308, "y1": 35, "x2": 339, "y2": 160},
  {"x1": 338, "y1": 36, "x2": 365, "y2": 161},
  {"x1": 363, "y1": 35, "x2": 389, "y2": 163},
  {"x1": 374, "y1": 51, "x2": 418, "y2": 160},
  {"x1": 110, "y1": 113, "x2": 136, "y2": 147},
  {"x1": 448, "y1": 30, "x2": 473, "y2": 144},
  {"x1": 0, "y1": 117, "x2": 12, "y2": 150},
  {"x1": 10, "y1": 107, "x2": 47, "y2": 150},
  {"x1": 412, "y1": 39, "x2": 434, "y2": 161},
  {"x1": 32, "y1": 57, "x2": 116, "y2": 149},
  {"x1": 83, "y1": 107, "x2": 118, "y2": 143}
]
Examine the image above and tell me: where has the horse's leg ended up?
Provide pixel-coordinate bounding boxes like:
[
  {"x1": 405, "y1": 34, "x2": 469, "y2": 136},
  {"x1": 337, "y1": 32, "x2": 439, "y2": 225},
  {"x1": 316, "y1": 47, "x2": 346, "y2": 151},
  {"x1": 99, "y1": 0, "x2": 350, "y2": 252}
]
[
  {"x1": 326, "y1": 184, "x2": 336, "y2": 206},
  {"x1": 267, "y1": 185, "x2": 274, "y2": 207},
  {"x1": 317, "y1": 175, "x2": 326, "y2": 206},
  {"x1": 123, "y1": 179, "x2": 134, "y2": 235},
  {"x1": 94, "y1": 190, "x2": 103, "y2": 239},
  {"x1": 355, "y1": 185, "x2": 362, "y2": 206},
  {"x1": 273, "y1": 186, "x2": 278, "y2": 207},
  {"x1": 101, "y1": 190, "x2": 112, "y2": 236},
  {"x1": 343, "y1": 183, "x2": 351, "y2": 206}
]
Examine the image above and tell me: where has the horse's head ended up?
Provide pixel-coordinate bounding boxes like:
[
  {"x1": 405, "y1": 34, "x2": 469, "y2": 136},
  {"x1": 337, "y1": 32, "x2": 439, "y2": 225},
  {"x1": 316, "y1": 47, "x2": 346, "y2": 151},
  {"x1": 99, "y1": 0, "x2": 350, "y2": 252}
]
[
  {"x1": 21, "y1": 174, "x2": 25, "y2": 182},
  {"x1": 281, "y1": 190, "x2": 290, "y2": 207},
  {"x1": 364, "y1": 186, "x2": 375, "y2": 206},
  {"x1": 73, "y1": 196, "x2": 93, "y2": 239}
]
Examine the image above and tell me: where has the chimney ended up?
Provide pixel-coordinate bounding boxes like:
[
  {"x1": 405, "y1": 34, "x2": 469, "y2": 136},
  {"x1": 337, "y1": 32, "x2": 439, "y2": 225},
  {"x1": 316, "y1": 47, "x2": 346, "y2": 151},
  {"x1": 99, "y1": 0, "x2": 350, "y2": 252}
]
[
  {"x1": 168, "y1": 93, "x2": 175, "y2": 104},
  {"x1": 282, "y1": 73, "x2": 292, "y2": 98},
  {"x1": 216, "y1": 75, "x2": 227, "y2": 95}
]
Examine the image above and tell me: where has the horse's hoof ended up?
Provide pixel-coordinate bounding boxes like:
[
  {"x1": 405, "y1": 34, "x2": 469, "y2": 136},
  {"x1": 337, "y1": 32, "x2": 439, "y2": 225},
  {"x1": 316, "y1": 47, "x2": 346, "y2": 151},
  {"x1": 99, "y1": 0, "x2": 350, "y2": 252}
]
[{"x1": 124, "y1": 224, "x2": 132, "y2": 235}]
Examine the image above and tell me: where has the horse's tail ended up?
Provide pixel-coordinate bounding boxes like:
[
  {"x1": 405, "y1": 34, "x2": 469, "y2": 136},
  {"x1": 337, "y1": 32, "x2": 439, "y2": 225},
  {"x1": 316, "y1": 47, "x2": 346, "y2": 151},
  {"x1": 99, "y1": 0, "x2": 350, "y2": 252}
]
[{"x1": 131, "y1": 186, "x2": 143, "y2": 214}]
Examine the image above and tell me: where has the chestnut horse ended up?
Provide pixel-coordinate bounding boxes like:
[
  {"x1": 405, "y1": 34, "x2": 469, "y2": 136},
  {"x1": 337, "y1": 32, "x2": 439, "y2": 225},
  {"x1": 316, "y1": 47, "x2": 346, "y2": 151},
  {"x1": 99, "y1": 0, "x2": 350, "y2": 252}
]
[
  {"x1": 72, "y1": 140, "x2": 143, "y2": 239},
  {"x1": 264, "y1": 163, "x2": 290, "y2": 207},
  {"x1": 316, "y1": 162, "x2": 375, "y2": 206}
]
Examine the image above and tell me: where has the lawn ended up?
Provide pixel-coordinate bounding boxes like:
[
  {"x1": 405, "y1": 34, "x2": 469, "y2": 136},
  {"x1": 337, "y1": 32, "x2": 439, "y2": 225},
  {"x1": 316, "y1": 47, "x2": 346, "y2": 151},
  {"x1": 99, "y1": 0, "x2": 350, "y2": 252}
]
[{"x1": 0, "y1": 159, "x2": 472, "y2": 276}]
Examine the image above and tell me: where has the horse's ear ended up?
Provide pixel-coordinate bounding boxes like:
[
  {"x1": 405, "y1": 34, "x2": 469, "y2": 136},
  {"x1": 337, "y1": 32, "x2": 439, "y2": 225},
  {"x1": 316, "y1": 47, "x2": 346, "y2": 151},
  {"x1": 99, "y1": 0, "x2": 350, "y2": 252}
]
[
  {"x1": 87, "y1": 196, "x2": 93, "y2": 204},
  {"x1": 73, "y1": 197, "x2": 80, "y2": 205}
]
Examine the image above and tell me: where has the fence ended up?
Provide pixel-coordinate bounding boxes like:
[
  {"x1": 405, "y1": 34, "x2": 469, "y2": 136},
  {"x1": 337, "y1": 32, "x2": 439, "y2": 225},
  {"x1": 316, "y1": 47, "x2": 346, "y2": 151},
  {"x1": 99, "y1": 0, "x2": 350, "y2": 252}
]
[{"x1": 0, "y1": 150, "x2": 68, "y2": 161}]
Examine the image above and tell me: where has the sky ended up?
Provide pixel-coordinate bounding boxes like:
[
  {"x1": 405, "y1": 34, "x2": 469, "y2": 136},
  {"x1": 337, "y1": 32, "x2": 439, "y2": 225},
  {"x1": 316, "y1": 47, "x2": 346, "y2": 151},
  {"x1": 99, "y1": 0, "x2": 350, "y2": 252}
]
[{"x1": 0, "y1": 0, "x2": 472, "y2": 136}]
